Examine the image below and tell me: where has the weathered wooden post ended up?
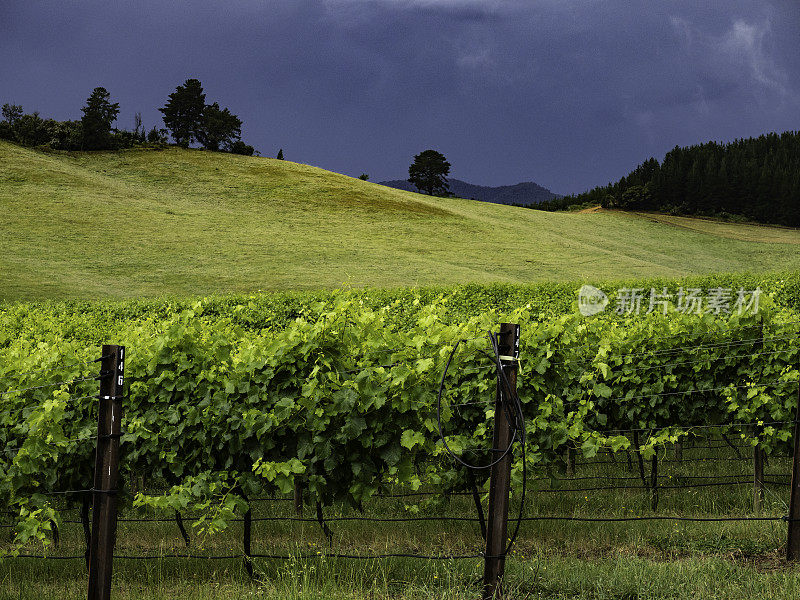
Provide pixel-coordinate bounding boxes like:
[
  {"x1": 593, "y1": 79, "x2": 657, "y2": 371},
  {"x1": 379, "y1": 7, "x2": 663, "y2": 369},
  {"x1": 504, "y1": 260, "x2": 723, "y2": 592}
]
[
  {"x1": 754, "y1": 322, "x2": 765, "y2": 515},
  {"x1": 754, "y1": 444, "x2": 764, "y2": 515},
  {"x1": 483, "y1": 323, "x2": 519, "y2": 600},
  {"x1": 787, "y1": 375, "x2": 800, "y2": 560}
]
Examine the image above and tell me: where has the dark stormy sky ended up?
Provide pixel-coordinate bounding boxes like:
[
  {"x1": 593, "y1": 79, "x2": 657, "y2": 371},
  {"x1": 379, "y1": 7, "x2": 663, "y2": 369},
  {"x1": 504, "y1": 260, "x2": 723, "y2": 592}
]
[{"x1": 1, "y1": 0, "x2": 798, "y2": 194}]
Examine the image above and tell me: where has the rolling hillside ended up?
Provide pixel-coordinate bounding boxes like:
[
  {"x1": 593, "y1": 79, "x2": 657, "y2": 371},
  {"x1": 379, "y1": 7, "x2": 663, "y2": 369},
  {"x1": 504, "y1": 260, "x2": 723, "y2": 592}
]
[
  {"x1": 379, "y1": 178, "x2": 559, "y2": 205},
  {"x1": 2, "y1": 141, "x2": 800, "y2": 301}
]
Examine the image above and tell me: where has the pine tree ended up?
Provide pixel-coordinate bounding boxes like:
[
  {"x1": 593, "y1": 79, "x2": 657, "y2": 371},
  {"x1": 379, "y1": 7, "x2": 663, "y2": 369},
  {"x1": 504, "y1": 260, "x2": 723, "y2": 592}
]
[
  {"x1": 1, "y1": 103, "x2": 23, "y2": 125},
  {"x1": 159, "y1": 79, "x2": 206, "y2": 148},
  {"x1": 194, "y1": 102, "x2": 242, "y2": 151},
  {"x1": 277, "y1": 148, "x2": 284, "y2": 160},
  {"x1": 80, "y1": 87, "x2": 119, "y2": 150}
]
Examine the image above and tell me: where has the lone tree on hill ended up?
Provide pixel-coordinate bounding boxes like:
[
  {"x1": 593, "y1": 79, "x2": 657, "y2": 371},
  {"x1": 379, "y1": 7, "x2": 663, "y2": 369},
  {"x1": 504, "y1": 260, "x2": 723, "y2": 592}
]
[
  {"x1": 408, "y1": 149, "x2": 450, "y2": 196},
  {"x1": 159, "y1": 78, "x2": 206, "y2": 147},
  {"x1": 276, "y1": 148, "x2": 284, "y2": 160},
  {"x1": 81, "y1": 87, "x2": 119, "y2": 150}
]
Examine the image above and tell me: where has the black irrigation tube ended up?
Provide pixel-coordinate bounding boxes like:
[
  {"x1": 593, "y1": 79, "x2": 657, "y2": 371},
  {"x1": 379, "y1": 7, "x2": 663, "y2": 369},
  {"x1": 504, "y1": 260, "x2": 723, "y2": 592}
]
[
  {"x1": 591, "y1": 445, "x2": 796, "y2": 455},
  {"x1": 533, "y1": 479, "x2": 789, "y2": 493},
  {"x1": 436, "y1": 338, "x2": 519, "y2": 471},
  {"x1": 519, "y1": 515, "x2": 787, "y2": 522},
  {"x1": 248, "y1": 551, "x2": 485, "y2": 560},
  {"x1": 577, "y1": 455, "x2": 792, "y2": 465},
  {"x1": 534, "y1": 472, "x2": 791, "y2": 483},
  {"x1": 116, "y1": 554, "x2": 244, "y2": 560},
  {"x1": 23, "y1": 474, "x2": 785, "y2": 526},
  {"x1": 4, "y1": 510, "x2": 789, "y2": 558},
  {"x1": 375, "y1": 491, "x2": 472, "y2": 498}
]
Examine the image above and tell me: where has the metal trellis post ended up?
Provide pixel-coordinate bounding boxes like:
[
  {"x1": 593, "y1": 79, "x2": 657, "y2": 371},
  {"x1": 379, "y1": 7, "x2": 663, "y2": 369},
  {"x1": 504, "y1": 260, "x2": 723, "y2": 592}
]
[{"x1": 87, "y1": 345, "x2": 125, "y2": 600}]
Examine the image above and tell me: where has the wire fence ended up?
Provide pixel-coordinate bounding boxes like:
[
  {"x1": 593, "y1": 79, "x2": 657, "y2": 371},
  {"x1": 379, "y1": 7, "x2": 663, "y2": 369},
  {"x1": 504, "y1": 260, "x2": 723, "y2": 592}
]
[
  {"x1": 3, "y1": 421, "x2": 796, "y2": 563},
  {"x1": 0, "y1": 323, "x2": 799, "y2": 599}
]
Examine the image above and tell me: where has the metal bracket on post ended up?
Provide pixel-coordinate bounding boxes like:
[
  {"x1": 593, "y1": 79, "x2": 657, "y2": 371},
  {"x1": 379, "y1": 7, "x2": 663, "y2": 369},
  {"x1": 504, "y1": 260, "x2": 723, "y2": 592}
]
[
  {"x1": 483, "y1": 323, "x2": 519, "y2": 600},
  {"x1": 88, "y1": 345, "x2": 125, "y2": 600}
]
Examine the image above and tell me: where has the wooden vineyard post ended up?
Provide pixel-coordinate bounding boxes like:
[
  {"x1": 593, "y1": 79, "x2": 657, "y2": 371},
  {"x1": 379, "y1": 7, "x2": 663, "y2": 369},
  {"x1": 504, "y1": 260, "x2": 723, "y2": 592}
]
[
  {"x1": 236, "y1": 488, "x2": 254, "y2": 578},
  {"x1": 466, "y1": 468, "x2": 487, "y2": 540},
  {"x1": 81, "y1": 497, "x2": 91, "y2": 570},
  {"x1": 650, "y1": 454, "x2": 659, "y2": 511},
  {"x1": 483, "y1": 323, "x2": 519, "y2": 600},
  {"x1": 88, "y1": 345, "x2": 125, "y2": 600},
  {"x1": 565, "y1": 447, "x2": 575, "y2": 477},
  {"x1": 788, "y1": 371, "x2": 800, "y2": 561},
  {"x1": 754, "y1": 444, "x2": 764, "y2": 515},
  {"x1": 294, "y1": 480, "x2": 304, "y2": 517},
  {"x1": 754, "y1": 321, "x2": 765, "y2": 515}
]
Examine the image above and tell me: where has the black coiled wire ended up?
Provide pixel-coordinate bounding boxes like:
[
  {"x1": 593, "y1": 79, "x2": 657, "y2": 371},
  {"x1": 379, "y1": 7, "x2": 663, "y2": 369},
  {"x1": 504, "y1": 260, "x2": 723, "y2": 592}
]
[{"x1": 436, "y1": 330, "x2": 527, "y2": 557}]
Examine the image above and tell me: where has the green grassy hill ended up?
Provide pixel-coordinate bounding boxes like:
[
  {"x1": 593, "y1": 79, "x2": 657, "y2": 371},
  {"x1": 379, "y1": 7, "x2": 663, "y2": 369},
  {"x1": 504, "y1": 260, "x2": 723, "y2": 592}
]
[{"x1": 2, "y1": 141, "x2": 800, "y2": 301}]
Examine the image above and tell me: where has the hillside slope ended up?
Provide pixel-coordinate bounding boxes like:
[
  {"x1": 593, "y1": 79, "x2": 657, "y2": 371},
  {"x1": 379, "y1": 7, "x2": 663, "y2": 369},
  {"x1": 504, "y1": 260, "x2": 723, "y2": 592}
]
[
  {"x1": 379, "y1": 178, "x2": 558, "y2": 205},
  {"x1": 2, "y1": 142, "x2": 800, "y2": 301}
]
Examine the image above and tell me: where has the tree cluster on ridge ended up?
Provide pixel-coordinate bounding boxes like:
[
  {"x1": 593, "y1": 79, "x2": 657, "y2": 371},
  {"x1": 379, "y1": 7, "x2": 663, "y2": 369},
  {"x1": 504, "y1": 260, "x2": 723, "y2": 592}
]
[{"x1": 0, "y1": 79, "x2": 256, "y2": 155}]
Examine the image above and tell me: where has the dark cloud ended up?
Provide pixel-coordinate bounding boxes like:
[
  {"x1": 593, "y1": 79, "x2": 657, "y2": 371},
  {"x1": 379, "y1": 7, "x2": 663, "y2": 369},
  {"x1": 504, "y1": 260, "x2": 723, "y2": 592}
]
[{"x1": 0, "y1": 0, "x2": 797, "y2": 193}]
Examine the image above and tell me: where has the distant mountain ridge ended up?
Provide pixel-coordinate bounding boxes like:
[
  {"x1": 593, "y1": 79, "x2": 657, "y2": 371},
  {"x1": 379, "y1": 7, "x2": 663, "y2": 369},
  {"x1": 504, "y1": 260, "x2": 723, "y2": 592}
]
[{"x1": 378, "y1": 178, "x2": 560, "y2": 206}]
